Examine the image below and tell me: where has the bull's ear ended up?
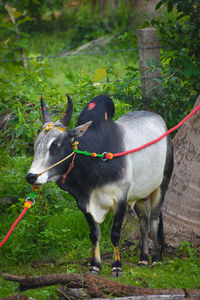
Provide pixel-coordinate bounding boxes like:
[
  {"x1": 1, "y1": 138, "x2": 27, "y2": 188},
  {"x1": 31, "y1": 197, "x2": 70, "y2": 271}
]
[
  {"x1": 60, "y1": 93, "x2": 73, "y2": 126},
  {"x1": 41, "y1": 96, "x2": 51, "y2": 123},
  {"x1": 70, "y1": 121, "x2": 92, "y2": 138}
]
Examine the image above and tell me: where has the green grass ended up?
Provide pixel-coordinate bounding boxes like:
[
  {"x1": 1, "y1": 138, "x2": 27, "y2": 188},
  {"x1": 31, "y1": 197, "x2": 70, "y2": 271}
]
[
  {"x1": 26, "y1": 40, "x2": 139, "y2": 92},
  {"x1": 0, "y1": 248, "x2": 199, "y2": 298},
  {"x1": 0, "y1": 189, "x2": 199, "y2": 298},
  {"x1": 114, "y1": 258, "x2": 200, "y2": 289},
  {"x1": 21, "y1": 27, "x2": 139, "y2": 95}
]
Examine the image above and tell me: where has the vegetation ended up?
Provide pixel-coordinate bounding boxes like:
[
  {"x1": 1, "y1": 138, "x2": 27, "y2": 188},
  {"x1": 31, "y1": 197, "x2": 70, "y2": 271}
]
[
  {"x1": 0, "y1": 239, "x2": 199, "y2": 298},
  {"x1": 0, "y1": 0, "x2": 199, "y2": 298},
  {"x1": 150, "y1": 0, "x2": 200, "y2": 126}
]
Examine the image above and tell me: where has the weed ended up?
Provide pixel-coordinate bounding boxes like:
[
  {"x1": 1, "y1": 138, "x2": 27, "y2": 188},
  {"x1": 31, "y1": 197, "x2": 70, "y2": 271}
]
[{"x1": 178, "y1": 241, "x2": 199, "y2": 259}]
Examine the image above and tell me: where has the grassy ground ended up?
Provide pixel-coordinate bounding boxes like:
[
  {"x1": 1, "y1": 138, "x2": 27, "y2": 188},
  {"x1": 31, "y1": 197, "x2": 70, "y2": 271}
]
[
  {"x1": 26, "y1": 33, "x2": 139, "y2": 92},
  {"x1": 1, "y1": 188, "x2": 199, "y2": 299},
  {"x1": 0, "y1": 245, "x2": 199, "y2": 299},
  {"x1": 0, "y1": 196, "x2": 199, "y2": 298}
]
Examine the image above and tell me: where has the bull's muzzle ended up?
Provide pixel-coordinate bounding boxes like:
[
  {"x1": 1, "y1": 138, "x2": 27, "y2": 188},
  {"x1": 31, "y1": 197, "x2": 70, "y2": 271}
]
[{"x1": 26, "y1": 173, "x2": 37, "y2": 184}]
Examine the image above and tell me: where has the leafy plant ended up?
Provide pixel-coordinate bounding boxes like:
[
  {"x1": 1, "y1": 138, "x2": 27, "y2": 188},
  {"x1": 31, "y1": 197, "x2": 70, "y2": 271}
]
[
  {"x1": 153, "y1": 0, "x2": 200, "y2": 96},
  {"x1": 178, "y1": 242, "x2": 198, "y2": 259}
]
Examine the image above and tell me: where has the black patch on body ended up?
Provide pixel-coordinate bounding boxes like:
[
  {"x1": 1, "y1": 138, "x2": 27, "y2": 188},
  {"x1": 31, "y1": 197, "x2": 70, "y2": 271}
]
[{"x1": 57, "y1": 95, "x2": 125, "y2": 213}]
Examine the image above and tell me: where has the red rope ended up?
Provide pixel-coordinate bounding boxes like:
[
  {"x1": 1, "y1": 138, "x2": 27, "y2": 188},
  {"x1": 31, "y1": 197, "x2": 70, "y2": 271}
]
[
  {"x1": 62, "y1": 153, "x2": 76, "y2": 184},
  {"x1": 0, "y1": 201, "x2": 33, "y2": 248},
  {"x1": 113, "y1": 104, "x2": 200, "y2": 158}
]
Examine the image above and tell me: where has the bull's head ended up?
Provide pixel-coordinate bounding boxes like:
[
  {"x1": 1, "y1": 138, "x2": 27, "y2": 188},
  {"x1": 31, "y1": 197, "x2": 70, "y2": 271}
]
[{"x1": 26, "y1": 94, "x2": 91, "y2": 185}]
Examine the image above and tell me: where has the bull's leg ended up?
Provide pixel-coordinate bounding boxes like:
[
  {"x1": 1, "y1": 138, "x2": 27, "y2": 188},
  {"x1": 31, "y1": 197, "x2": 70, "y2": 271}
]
[
  {"x1": 85, "y1": 213, "x2": 101, "y2": 274},
  {"x1": 110, "y1": 201, "x2": 127, "y2": 277},
  {"x1": 150, "y1": 187, "x2": 163, "y2": 265},
  {"x1": 134, "y1": 199, "x2": 149, "y2": 265}
]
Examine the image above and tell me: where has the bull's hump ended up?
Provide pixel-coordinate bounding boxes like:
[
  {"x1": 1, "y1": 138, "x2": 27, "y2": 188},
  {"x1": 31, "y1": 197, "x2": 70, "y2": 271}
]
[{"x1": 77, "y1": 95, "x2": 115, "y2": 126}]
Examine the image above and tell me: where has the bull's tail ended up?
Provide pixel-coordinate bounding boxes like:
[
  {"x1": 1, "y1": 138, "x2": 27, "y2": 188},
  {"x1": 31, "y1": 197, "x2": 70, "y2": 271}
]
[{"x1": 158, "y1": 210, "x2": 165, "y2": 260}]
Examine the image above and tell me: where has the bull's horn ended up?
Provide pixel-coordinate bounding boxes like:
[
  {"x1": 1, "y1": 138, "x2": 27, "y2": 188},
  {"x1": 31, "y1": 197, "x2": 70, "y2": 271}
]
[
  {"x1": 60, "y1": 93, "x2": 73, "y2": 126},
  {"x1": 41, "y1": 96, "x2": 51, "y2": 123}
]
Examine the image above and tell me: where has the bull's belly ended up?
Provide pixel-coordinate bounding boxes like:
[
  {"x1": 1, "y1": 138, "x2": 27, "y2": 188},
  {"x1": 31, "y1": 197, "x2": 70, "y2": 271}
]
[
  {"x1": 86, "y1": 167, "x2": 163, "y2": 224},
  {"x1": 127, "y1": 161, "x2": 164, "y2": 202},
  {"x1": 86, "y1": 182, "x2": 127, "y2": 224}
]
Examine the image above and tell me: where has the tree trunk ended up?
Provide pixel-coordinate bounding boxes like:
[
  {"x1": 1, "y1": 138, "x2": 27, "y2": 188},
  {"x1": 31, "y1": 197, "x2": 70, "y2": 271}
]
[
  {"x1": 137, "y1": 28, "x2": 162, "y2": 109},
  {"x1": 162, "y1": 95, "x2": 200, "y2": 248}
]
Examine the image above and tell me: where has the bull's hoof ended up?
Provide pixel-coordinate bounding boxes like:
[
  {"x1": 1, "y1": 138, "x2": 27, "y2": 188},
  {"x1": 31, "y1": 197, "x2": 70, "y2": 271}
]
[
  {"x1": 111, "y1": 267, "x2": 123, "y2": 278},
  {"x1": 152, "y1": 255, "x2": 162, "y2": 266},
  {"x1": 138, "y1": 254, "x2": 149, "y2": 266},
  {"x1": 138, "y1": 260, "x2": 149, "y2": 266},
  {"x1": 112, "y1": 260, "x2": 122, "y2": 277},
  {"x1": 89, "y1": 265, "x2": 100, "y2": 275}
]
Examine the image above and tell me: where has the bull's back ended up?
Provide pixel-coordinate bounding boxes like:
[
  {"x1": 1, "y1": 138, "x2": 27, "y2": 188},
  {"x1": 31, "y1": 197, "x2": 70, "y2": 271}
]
[{"x1": 116, "y1": 111, "x2": 168, "y2": 202}]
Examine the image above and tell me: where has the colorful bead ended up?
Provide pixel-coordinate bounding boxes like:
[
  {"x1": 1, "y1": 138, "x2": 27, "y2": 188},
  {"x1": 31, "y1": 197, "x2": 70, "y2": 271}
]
[
  {"x1": 72, "y1": 141, "x2": 79, "y2": 150},
  {"x1": 33, "y1": 186, "x2": 39, "y2": 192},
  {"x1": 24, "y1": 201, "x2": 32, "y2": 209},
  {"x1": 105, "y1": 152, "x2": 113, "y2": 160}
]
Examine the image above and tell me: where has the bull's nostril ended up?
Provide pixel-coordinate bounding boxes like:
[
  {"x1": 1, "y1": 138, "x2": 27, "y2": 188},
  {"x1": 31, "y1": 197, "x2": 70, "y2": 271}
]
[{"x1": 26, "y1": 173, "x2": 37, "y2": 184}]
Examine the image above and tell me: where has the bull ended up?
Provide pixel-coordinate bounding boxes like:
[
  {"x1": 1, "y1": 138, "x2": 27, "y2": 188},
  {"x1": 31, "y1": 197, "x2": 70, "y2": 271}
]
[{"x1": 26, "y1": 94, "x2": 173, "y2": 277}]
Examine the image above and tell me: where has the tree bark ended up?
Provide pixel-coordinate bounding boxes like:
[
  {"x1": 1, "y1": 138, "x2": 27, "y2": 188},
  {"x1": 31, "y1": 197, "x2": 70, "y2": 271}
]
[
  {"x1": 2, "y1": 273, "x2": 200, "y2": 298},
  {"x1": 163, "y1": 95, "x2": 200, "y2": 248}
]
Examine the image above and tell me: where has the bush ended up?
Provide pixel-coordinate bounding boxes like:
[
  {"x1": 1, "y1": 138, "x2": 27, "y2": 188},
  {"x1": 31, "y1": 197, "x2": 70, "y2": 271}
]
[{"x1": 149, "y1": 0, "x2": 200, "y2": 126}]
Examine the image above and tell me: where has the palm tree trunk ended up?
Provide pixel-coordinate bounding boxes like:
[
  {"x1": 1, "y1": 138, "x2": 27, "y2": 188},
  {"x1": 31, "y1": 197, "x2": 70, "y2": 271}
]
[{"x1": 163, "y1": 95, "x2": 200, "y2": 248}]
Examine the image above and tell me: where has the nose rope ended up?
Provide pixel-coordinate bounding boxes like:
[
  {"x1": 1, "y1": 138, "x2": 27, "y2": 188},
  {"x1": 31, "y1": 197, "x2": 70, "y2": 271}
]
[
  {"x1": 36, "y1": 151, "x2": 75, "y2": 177},
  {"x1": 36, "y1": 125, "x2": 75, "y2": 177},
  {"x1": 62, "y1": 152, "x2": 76, "y2": 184}
]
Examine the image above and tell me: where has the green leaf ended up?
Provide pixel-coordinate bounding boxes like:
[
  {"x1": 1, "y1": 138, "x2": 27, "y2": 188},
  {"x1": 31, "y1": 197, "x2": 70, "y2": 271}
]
[
  {"x1": 183, "y1": 67, "x2": 200, "y2": 77},
  {"x1": 32, "y1": 0, "x2": 40, "y2": 4},
  {"x1": 14, "y1": 38, "x2": 30, "y2": 49},
  {"x1": 155, "y1": 1, "x2": 163, "y2": 10},
  {"x1": 17, "y1": 16, "x2": 32, "y2": 26},
  {"x1": 125, "y1": 66, "x2": 139, "y2": 72},
  {"x1": 5, "y1": 6, "x2": 23, "y2": 20},
  {"x1": 167, "y1": 0, "x2": 174, "y2": 12},
  {"x1": 16, "y1": 126, "x2": 24, "y2": 138},
  {"x1": 93, "y1": 68, "x2": 107, "y2": 82}
]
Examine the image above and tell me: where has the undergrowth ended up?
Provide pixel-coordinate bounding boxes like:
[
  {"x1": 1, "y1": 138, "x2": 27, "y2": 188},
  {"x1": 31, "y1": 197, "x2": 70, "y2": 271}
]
[{"x1": 0, "y1": 240, "x2": 199, "y2": 298}]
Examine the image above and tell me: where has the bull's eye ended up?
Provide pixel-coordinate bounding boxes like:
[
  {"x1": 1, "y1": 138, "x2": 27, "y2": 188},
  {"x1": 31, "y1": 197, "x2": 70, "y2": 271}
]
[{"x1": 49, "y1": 140, "x2": 59, "y2": 153}]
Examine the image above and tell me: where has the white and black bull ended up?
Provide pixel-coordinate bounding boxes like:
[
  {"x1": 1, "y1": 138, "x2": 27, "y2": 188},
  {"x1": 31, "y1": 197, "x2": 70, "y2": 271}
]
[{"x1": 26, "y1": 94, "x2": 173, "y2": 277}]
